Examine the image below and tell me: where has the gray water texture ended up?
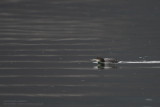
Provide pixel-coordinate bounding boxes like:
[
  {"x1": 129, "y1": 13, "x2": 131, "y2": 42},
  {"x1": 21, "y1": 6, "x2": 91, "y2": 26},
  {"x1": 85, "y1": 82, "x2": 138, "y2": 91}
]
[{"x1": 0, "y1": 0, "x2": 160, "y2": 107}]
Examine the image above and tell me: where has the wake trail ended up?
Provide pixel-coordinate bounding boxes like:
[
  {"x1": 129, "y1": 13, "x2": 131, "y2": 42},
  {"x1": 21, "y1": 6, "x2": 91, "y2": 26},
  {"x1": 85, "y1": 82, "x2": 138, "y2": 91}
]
[{"x1": 118, "y1": 61, "x2": 160, "y2": 64}]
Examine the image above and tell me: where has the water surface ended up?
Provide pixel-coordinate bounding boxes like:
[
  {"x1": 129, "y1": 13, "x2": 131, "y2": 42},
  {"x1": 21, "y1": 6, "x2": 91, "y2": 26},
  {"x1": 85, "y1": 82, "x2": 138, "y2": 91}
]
[{"x1": 0, "y1": 0, "x2": 160, "y2": 107}]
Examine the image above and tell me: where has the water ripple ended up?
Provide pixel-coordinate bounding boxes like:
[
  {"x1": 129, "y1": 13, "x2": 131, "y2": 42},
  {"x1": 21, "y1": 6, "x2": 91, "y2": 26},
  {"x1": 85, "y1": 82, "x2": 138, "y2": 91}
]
[
  {"x1": 0, "y1": 37, "x2": 100, "y2": 41},
  {"x1": 0, "y1": 43, "x2": 103, "y2": 46},
  {"x1": 0, "y1": 67, "x2": 94, "y2": 70},
  {"x1": 0, "y1": 74, "x2": 100, "y2": 78},
  {"x1": 0, "y1": 49, "x2": 105, "y2": 51},
  {"x1": 0, "y1": 93, "x2": 111, "y2": 97}
]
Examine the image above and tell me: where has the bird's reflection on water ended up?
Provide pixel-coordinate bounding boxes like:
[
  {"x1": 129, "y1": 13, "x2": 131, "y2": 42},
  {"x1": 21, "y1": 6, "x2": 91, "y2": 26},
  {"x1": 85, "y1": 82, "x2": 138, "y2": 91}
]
[{"x1": 94, "y1": 63, "x2": 118, "y2": 70}]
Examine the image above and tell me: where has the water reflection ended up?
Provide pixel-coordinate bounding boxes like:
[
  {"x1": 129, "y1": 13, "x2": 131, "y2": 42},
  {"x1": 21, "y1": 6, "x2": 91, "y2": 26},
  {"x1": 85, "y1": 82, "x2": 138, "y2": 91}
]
[{"x1": 93, "y1": 63, "x2": 118, "y2": 70}]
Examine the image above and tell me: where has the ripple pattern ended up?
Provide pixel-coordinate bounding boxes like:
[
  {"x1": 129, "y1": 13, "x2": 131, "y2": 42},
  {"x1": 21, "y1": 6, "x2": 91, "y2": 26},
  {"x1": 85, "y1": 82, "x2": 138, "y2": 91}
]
[{"x1": 1, "y1": 0, "x2": 160, "y2": 107}]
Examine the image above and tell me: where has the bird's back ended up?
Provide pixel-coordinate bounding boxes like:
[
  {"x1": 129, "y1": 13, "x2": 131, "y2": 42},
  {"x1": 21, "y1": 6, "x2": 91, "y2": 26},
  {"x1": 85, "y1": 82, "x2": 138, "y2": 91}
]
[{"x1": 104, "y1": 58, "x2": 119, "y2": 63}]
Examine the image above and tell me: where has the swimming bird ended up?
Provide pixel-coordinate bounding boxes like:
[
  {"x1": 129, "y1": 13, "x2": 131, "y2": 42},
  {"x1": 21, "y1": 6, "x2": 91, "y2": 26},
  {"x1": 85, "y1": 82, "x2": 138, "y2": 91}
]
[{"x1": 92, "y1": 57, "x2": 119, "y2": 64}]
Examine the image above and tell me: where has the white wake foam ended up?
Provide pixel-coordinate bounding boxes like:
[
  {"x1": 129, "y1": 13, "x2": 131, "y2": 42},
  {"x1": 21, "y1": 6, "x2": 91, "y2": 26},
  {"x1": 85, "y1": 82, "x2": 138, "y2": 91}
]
[{"x1": 119, "y1": 61, "x2": 160, "y2": 64}]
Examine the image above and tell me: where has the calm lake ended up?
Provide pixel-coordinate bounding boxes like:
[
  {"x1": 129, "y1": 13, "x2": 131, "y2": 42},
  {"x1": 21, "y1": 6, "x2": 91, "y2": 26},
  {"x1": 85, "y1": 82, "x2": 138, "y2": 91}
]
[{"x1": 0, "y1": 0, "x2": 160, "y2": 106}]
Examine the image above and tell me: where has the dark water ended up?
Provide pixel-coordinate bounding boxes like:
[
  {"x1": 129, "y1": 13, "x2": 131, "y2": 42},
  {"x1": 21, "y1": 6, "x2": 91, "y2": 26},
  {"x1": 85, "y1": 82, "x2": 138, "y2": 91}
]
[{"x1": 0, "y1": 0, "x2": 160, "y2": 106}]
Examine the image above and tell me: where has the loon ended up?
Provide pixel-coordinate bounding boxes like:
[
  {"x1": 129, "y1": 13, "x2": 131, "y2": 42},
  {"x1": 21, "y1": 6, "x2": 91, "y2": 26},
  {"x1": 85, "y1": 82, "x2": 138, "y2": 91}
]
[{"x1": 92, "y1": 57, "x2": 119, "y2": 64}]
